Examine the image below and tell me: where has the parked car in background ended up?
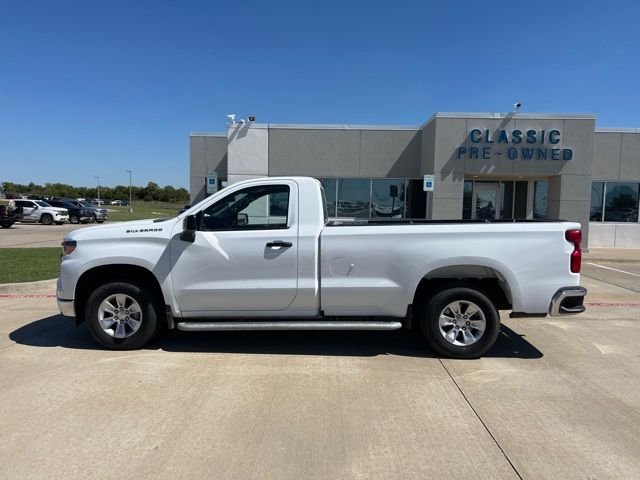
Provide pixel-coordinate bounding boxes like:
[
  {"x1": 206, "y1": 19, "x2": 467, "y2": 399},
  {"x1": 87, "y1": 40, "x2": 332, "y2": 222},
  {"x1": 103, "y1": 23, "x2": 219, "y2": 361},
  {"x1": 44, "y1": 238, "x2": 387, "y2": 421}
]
[
  {"x1": 47, "y1": 199, "x2": 93, "y2": 224},
  {"x1": 76, "y1": 200, "x2": 108, "y2": 223},
  {"x1": 14, "y1": 199, "x2": 69, "y2": 225}
]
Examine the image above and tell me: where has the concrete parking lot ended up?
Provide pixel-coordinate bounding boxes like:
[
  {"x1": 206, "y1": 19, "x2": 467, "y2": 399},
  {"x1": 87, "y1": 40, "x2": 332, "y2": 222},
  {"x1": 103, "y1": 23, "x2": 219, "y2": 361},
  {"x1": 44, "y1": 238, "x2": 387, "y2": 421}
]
[{"x1": 1, "y1": 256, "x2": 640, "y2": 479}]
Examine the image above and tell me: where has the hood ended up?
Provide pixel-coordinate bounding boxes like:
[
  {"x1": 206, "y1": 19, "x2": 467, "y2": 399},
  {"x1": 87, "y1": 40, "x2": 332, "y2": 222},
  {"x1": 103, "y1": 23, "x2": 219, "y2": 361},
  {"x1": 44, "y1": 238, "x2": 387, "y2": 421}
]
[{"x1": 65, "y1": 217, "x2": 178, "y2": 241}]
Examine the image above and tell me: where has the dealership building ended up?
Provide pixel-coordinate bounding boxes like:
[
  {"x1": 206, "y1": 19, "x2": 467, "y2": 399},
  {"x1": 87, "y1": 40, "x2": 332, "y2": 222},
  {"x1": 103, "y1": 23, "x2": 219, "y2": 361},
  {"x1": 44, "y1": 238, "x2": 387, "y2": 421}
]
[{"x1": 190, "y1": 112, "x2": 640, "y2": 248}]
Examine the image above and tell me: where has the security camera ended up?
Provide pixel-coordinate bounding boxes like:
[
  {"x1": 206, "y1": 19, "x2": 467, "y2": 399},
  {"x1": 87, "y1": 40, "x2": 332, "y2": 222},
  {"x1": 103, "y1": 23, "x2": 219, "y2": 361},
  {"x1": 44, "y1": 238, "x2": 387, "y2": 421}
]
[
  {"x1": 226, "y1": 114, "x2": 236, "y2": 124},
  {"x1": 239, "y1": 118, "x2": 245, "y2": 124},
  {"x1": 514, "y1": 102, "x2": 522, "y2": 108},
  {"x1": 248, "y1": 115, "x2": 256, "y2": 122}
]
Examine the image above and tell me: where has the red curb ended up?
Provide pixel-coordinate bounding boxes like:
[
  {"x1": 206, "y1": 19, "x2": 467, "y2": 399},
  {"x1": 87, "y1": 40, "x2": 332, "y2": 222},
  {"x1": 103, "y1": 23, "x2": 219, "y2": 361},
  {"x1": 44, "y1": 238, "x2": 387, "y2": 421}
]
[{"x1": 585, "y1": 302, "x2": 640, "y2": 307}]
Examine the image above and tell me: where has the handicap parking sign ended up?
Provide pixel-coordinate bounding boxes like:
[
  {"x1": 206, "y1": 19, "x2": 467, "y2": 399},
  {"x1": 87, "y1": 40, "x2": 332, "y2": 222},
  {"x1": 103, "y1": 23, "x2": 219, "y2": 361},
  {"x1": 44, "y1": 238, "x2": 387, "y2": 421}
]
[{"x1": 423, "y1": 175, "x2": 434, "y2": 192}]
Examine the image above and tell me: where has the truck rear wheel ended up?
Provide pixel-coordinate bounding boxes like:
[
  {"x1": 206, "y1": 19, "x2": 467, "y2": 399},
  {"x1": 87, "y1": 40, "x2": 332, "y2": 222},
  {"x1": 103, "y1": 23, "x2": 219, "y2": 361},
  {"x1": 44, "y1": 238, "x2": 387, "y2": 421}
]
[
  {"x1": 85, "y1": 281, "x2": 160, "y2": 349},
  {"x1": 420, "y1": 287, "x2": 500, "y2": 359}
]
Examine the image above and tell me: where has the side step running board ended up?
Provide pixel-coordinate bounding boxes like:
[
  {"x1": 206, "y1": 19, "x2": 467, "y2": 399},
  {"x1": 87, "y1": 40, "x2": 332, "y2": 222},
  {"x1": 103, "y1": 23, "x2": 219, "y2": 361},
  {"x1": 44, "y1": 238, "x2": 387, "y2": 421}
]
[{"x1": 176, "y1": 321, "x2": 403, "y2": 332}]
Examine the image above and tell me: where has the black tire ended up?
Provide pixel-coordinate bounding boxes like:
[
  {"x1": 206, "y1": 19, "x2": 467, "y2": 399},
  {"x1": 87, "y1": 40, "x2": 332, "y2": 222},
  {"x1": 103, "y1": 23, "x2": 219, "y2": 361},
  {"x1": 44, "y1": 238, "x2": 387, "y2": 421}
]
[
  {"x1": 420, "y1": 287, "x2": 500, "y2": 359},
  {"x1": 85, "y1": 281, "x2": 161, "y2": 350},
  {"x1": 96, "y1": 220, "x2": 105, "y2": 223},
  {"x1": 1, "y1": 222, "x2": 12, "y2": 228},
  {"x1": 69, "y1": 214, "x2": 79, "y2": 224},
  {"x1": 41, "y1": 213, "x2": 53, "y2": 225},
  {"x1": 55, "y1": 222, "x2": 64, "y2": 225}
]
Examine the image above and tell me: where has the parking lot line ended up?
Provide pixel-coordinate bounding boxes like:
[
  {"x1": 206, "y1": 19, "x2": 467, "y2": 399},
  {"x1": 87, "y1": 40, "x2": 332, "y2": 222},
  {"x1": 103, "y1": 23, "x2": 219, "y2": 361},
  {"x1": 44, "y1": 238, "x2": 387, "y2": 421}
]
[{"x1": 586, "y1": 262, "x2": 640, "y2": 278}]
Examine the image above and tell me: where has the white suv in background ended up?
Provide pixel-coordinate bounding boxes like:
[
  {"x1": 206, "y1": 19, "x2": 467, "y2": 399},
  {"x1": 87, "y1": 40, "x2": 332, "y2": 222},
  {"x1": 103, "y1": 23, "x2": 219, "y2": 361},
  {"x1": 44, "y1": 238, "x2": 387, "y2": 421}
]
[{"x1": 15, "y1": 199, "x2": 69, "y2": 225}]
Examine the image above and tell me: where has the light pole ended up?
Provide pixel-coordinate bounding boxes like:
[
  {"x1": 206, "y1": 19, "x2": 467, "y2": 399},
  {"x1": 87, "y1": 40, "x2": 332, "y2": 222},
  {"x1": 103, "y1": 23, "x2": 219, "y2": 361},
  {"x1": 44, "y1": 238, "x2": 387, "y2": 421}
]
[
  {"x1": 95, "y1": 176, "x2": 100, "y2": 206},
  {"x1": 125, "y1": 170, "x2": 133, "y2": 212}
]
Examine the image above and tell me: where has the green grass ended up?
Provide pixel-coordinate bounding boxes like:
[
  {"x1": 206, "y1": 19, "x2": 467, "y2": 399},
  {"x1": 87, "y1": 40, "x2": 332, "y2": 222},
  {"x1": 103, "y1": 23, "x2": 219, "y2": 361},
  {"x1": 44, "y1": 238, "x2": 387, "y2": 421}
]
[
  {"x1": 0, "y1": 248, "x2": 61, "y2": 283},
  {"x1": 105, "y1": 200, "x2": 185, "y2": 222}
]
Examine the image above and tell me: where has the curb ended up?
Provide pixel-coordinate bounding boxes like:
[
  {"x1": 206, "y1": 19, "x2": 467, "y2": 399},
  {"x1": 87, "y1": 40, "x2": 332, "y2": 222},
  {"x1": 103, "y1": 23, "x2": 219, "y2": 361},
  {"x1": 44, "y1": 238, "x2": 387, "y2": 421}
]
[{"x1": 0, "y1": 278, "x2": 57, "y2": 294}]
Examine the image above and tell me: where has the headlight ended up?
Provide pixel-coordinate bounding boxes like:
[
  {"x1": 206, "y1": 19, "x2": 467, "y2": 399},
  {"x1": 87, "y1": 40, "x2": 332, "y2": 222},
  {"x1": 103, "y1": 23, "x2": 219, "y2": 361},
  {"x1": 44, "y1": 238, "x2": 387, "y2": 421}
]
[{"x1": 61, "y1": 240, "x2": 77, "y2": 256}]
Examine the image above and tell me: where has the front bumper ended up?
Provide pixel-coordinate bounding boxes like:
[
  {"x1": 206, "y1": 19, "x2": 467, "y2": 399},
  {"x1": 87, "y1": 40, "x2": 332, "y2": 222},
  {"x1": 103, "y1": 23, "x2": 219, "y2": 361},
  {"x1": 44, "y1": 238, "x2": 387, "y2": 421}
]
[
  {"x1": 55, "y1": 214, "x2": 69, "y2": 221},
  {"x1": 549, "y1": 286, "x2": 587, "y2": 316},
  {"x1": 57, "y1": 298, "x2": 76, "y2": 317}
]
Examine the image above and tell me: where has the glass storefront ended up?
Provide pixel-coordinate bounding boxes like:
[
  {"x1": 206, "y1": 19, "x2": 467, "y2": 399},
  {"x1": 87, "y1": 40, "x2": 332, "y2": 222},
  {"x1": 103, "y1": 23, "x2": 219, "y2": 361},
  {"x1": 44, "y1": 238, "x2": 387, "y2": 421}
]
[
  {"x1": 318, "y1": 178, "x2": 426, "y2": 219},
  {"x1": 590, "y1": 181, "x2": 640, "y2": 223},
  {"x1": 533, "y1": 181, "x2": 548, "y2": 219},
  {"x1": 463, "y1": 179, "x2": 547, "y2": 220}
]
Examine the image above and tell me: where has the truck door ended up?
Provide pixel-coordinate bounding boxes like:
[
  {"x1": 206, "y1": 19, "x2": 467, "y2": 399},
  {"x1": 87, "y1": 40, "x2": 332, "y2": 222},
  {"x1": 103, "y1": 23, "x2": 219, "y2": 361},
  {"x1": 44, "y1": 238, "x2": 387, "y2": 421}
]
[{"x1": 170, "y1": 181, "x2": 299, "y2": 315}]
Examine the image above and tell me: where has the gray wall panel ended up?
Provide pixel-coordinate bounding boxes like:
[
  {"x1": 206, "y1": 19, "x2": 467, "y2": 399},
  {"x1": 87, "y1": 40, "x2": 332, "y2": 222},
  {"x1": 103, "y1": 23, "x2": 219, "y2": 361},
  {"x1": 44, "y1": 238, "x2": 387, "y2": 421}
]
[
  {"x1": 620, "y1": 133, "x2": 640, "y2": 181},
  {"x1": 420, "y1": 119, "x2": 436, "y2": 174},
  {"x1": 592, "y1": 132, "x2": 622, "y2": 180},
  {"x1": 204, "y1": 136, "x2": 228, "y2": 177},
  {"x1": 190, "y1": 136, "x2": 206, "y2": 177},
  {"x1": 358, "y1": 130, "x2": 421, "y2": 177},
  {"x1": 268, "y1": 129, "x2": 361, "y2": 177}
]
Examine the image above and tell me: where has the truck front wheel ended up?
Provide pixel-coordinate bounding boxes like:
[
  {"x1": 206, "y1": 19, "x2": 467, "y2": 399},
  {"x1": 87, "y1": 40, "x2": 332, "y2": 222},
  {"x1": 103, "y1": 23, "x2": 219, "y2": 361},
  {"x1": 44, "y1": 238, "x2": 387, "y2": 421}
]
[
  {"x1": 420, "y1": 287, "x2": 500, "y2": 359},
  {"x1": 85, "y1": 281, "x2": 160, "y2": 349}
]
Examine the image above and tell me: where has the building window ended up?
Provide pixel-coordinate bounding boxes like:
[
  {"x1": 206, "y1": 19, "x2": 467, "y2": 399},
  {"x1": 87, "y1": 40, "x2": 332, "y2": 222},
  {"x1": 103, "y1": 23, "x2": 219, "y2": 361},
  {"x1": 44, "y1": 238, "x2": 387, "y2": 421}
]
[
  {"x1": 603, "y1": 182, "x2": 639, "y2": 222},
  {"x1": 590, "y1": 182, "x2": 640, "y2": 223},
  {"x1": 590, "y1": 182, "x2": 604, "y2": 221},
  {"x1": 462, "y1": 181, "x2": 472, "y2": 219},
  {"x1": 337, "y1": 179, "x2": 371, "y2": 218},
  {"x1": 371, "y1": 179, "x2": 405, "y2": 218},
  {"x1": 406, "y1": 180, "x2": 426, "y2": 218},
  {"x1": 514, "y1": 181, "x2": 528, "y2": 219},
  {"x1": 533, "y1": 181, "x2": 548, "y2": 219},
  {"x1": 500, "y1": 181, "x2": 514, "y2": 219}
]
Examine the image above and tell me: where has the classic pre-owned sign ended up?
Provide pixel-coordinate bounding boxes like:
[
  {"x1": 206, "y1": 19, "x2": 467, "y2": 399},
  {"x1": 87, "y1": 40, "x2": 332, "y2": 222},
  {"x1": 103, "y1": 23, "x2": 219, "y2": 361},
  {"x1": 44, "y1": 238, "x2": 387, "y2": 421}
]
[{"x1": 456, "y1": 129, "x2": 574, "y2": 161}]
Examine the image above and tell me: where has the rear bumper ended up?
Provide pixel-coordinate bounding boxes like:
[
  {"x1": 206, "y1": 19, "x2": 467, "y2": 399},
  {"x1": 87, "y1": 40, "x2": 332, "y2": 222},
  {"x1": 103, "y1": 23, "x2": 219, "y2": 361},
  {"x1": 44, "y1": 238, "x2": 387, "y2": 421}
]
[
  {"x1": 549, "y1": 286, "x2": 587, "y2": 316},
  {"x1": 57, "y1": 298, "x2": 76, "y2": 317}
]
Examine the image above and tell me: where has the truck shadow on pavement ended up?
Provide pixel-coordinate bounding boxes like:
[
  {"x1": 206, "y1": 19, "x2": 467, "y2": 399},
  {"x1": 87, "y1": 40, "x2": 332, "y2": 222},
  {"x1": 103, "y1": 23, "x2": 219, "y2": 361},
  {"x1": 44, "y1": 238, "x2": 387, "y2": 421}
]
[{"x1": 9, "y1": 314, "x2": 543, "y2": 359}]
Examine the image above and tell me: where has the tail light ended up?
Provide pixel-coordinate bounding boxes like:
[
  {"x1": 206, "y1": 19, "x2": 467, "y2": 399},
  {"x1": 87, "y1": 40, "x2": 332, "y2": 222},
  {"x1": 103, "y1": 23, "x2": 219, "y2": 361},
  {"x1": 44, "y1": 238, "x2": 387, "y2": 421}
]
[{"x1": 565, "y1": 229, "x2": 582, "y2": 273}]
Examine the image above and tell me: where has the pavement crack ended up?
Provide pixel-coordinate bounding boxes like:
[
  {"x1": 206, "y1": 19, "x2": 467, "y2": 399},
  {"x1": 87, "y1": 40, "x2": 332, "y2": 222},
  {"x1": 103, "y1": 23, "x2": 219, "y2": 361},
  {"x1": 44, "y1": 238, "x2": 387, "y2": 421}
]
[{"x1": 438, "y1": 358, "x2": 523, "y2": 480}]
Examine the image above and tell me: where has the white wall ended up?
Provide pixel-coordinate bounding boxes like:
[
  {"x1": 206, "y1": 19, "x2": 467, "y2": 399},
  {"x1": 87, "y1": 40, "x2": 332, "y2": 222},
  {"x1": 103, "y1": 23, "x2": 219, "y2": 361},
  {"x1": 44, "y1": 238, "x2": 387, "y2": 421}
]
[{"x1": 589, "y1": 223, "x2": 640, "y2": 248}]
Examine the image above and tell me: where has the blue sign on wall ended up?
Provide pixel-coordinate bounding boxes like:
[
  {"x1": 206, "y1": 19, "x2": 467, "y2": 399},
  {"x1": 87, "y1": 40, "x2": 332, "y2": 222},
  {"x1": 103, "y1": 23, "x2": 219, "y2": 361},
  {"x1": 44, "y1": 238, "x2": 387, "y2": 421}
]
[{"x1": 456, "y1": 129, "x2": 574, "y2": 161}]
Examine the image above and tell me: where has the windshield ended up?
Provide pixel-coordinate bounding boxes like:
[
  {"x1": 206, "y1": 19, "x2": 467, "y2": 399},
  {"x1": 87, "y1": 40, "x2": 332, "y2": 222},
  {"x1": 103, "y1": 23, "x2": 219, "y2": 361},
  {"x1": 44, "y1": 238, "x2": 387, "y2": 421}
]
[
  {"x1": 35, "y1": 201, "x2": 51, "y2": 208},
  {"x1": 79, "y1": 201, "x2": 93, "y2": 208}
]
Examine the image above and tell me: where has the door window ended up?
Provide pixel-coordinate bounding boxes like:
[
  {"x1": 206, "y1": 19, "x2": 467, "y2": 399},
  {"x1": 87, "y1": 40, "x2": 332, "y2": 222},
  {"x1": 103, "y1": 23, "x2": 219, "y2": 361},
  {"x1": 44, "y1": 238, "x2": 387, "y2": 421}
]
[
  {"x1": 200, "y1": 184, "x2": 290, "y2": 231},
  {"x1": 473, "y1": 185, "x2": 499, "y2": 219}
]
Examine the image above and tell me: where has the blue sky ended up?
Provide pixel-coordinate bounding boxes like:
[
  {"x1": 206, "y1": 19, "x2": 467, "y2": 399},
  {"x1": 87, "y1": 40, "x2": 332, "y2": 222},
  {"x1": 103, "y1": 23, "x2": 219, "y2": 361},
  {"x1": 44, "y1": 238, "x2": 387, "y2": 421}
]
[{"x1": 1, "y1": 0, "x2": 639, "y2": 188}]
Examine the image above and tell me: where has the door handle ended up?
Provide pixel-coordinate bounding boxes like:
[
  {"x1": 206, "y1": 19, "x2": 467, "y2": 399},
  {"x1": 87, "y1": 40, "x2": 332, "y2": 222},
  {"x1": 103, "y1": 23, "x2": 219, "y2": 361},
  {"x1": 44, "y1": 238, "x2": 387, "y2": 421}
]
[{"x1": 266, "y1": 240, "x2": 292, "y2": 249}]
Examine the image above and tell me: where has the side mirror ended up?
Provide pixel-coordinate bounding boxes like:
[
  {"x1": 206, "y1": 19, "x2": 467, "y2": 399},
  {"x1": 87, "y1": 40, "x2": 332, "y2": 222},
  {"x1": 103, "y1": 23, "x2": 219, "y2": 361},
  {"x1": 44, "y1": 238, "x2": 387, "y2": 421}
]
[
  {"x1": 181, "y1": 215, "x2": 197, "y2": 242},
  {"x1": 236, "y1": 212, "x2": 248, "y2": 226}
]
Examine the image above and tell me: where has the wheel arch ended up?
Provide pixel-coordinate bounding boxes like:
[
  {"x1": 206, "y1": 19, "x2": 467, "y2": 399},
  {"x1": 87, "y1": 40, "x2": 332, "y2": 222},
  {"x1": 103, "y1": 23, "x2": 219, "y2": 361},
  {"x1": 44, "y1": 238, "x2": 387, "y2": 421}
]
[
  {"x1": 74, "y1": 264, "x2": 167, "y2": 327},
  {"x1": 410, "y1": 259, "x2": 521, "y2": 314}
]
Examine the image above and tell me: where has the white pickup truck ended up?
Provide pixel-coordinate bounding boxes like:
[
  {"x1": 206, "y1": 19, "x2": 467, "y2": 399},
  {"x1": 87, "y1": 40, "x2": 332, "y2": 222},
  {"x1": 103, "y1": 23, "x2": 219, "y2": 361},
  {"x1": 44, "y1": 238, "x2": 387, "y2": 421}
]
[{"x1": 57, "y1": 177, "x2": 586, "y2": 358}]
